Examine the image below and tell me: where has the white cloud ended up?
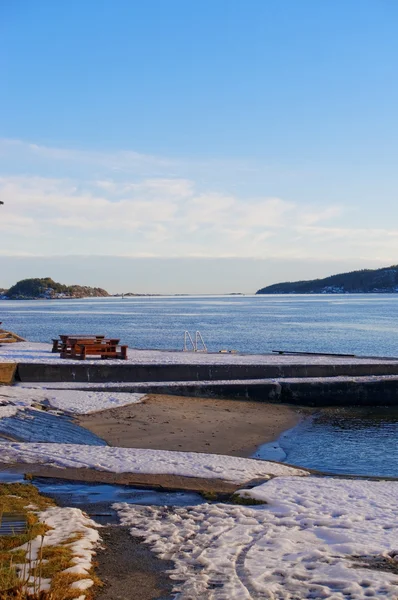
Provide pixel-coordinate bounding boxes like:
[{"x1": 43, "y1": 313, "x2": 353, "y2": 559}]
[
  {"x1": 0, "y1": 139, "x2": 174, "y2": 173},
  {"x1": 297, "y1": 205, "x2": 344, "y2": 226},
  {"x1": 237, "y1": 197, "x2": 295, "y2": 228},
  {"x1": 0, "y1": 172, "x2": 363, "y2": 262},
  {"x1": 1, "y1": 139, "x2": 398, "y2": 265}
]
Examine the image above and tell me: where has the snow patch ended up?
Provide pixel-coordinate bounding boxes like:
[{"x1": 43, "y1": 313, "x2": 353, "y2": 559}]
[
  {"x1": 17, "y1": 506, "x2": 100, "y2": 598},
  {"x1": 0, "y1": 443, "x2": 308, "y2": 482},
  {"x1": 115, "y1": 477, "x2": 398, "y2": 599},
  {"x1": 0, "y1": 386, "x2": 145, "y2": 416},
  {"x1": 0, "y1": 405, "x2": 20, "y2": 418}
]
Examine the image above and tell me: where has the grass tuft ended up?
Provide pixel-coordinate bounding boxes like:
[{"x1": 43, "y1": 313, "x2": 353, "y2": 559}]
[{"x1": 229, "y1": 493, "x2": 266, "y2": 506}]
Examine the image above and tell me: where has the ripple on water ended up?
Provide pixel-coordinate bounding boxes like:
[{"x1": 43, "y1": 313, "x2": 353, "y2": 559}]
[{"x1": 255, "y1": 408, "x2": 398, "y2": 478}]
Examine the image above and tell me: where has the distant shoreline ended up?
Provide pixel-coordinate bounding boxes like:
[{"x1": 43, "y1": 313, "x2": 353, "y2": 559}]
[
  {"x1": 0, "y1": 293, "x2": 248, "y2": 300},
  {"x1": 2, "y1": 291, "x2": 398, "y2": 300}
]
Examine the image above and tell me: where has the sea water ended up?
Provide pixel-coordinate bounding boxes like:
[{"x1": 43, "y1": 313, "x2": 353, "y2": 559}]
[
  {"x1": 254, "y1": 407, "x2": 398, "y2": 478},
  {"x1": 1, "y1": 293, "x2": 398, "y2": 356}
]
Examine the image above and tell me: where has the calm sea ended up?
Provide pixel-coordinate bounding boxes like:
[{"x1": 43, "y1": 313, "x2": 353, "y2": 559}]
[
  {"x1": 2, "y1": 293, "x2": 398, "y2": 476},
  {"x1": 1, "y1": 293, "x2": 398, "y2": 356},
  {"x1": 255, "y1": 407, "x2": 398, "y2": 478}
]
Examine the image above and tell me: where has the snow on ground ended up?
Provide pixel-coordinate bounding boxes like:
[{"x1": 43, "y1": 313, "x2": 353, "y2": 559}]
[
  {"x1": 0, "y1": 386, "x2": 145, "y2": 415},
  {"x1": 43, "y1": 389, "x2": 144, "y2": 414},
  {"x1": 1, "y1": 341, "x2": 397, "y2": 365},
  {"x1": 115, "y1": 476, "x2": 398, "y2": 600},
  {"x1": 18, "y1": 506, "x2": 100, "y2": 597},
  {"x1": 0, "y1": 404, "x2": 20, "y2": 418},
  {"x1": 0, "y1": 443, "x2": 308, "y2": 482}
]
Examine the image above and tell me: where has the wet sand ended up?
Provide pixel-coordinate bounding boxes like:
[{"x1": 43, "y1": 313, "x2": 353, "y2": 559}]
[
  {"x1": 95, "y1": 526, "x2": 174, "y2": 600},
  {"x1": 77, "y1": 393, "x2": 301, "y2": 457}
]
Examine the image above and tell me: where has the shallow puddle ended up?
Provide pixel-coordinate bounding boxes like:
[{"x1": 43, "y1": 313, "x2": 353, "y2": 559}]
[
  {"x1": 34, "y1": 478, "x2": 205, "y2": 508},
  {"x1": 0, "y1": 471, "x2": 24, "y2": 483},
  {"x1": 0, "y1": 513, "x2": 27, "y2": 536},
  {"x1": 0, "y1": 470, "x2": 204, "y2": 525}
]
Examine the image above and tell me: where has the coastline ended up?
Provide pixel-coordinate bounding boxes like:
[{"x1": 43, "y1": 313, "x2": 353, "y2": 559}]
[
  {"x1": 0, "y1": 392, "x2": 303, "y2": 494},
  {"x1": 77, "y1": 393, "x2": 302, "y2": 458}
]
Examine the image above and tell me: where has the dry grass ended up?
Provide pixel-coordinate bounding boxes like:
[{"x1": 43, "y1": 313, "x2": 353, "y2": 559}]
[
  {"x1": 0, "y1": 484, "x2": 101, "y2": 600},
  {"x1": 49, "y1": 571, "x2": 102, "y2": 600},
  {"x1": 0, "y1": 484, "x2": 54, "y2": 597},
  {"x1": 0, "y1": 590, "x2": 51, "y2": 599}
]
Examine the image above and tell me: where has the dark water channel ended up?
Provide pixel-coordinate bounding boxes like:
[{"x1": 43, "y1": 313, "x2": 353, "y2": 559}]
[
  {"x1": 0, "y1": 470, "x2": 204, "y2": 525},
  {"x1": 255, "y1": 407, "x2": 398, "y2": 478}
]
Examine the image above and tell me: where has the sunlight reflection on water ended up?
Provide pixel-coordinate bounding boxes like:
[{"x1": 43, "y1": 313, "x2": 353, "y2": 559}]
[
  {"x1": 255, "y1": 407, "x2": 398, "y2": 477},
  {"x1": 2, "y1": 294, "x2": 398, "y2": 355}
]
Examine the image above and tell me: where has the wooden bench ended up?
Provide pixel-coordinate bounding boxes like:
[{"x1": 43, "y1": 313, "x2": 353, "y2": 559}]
[{"x1": 77, "y1": 341, "x2": 128, "y2": 360}]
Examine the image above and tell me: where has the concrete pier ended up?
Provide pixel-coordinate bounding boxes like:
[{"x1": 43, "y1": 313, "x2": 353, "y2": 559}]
[
  {"x1": 16, "y1": 375, "x2": 398, "y2": 406},
  {"x1": 15, "y1": 360, "x2": 398, "y2": 383},
  {"x1": 3, "y1": 342, "x2": 398, "y2": 405}
]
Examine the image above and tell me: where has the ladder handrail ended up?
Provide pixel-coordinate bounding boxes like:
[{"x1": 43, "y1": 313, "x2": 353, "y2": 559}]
[
  {"x1": 183, "y1": 330, "x2": 208, "y2": 352},
  {"x1": 195, "y1": 330, "x2": 207, "y2": 353},
  {"x1": 183, "y1": 330, "x2": 196, "y2": 352}
]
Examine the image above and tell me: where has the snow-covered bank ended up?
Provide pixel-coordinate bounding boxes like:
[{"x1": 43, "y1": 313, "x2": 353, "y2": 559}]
[
  {"x1": 0, "y1": 386, "x2": 145, "y2": 415},
  {"x1": 1, "y1": 341, "x2": 398, "y2": 366},
  {"x1": 115, "y1": 476, "x2": 398, "y2": 599},
  {"x1": 0, "y1": 443, "x2": 308, "y2": 482},
  {"x1": 20, "y1": 506, "x2": 100, "y2": 598}
]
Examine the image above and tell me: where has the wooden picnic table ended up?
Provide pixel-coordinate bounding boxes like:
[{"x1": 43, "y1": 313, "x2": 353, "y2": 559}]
[
  {"x1": 52, "y1": 334, "x2": 105, "y2": 353},
  {"x1": 59, "y1": 334, "x2": 105, "y2": 342},
  {"x1": 59, "y1": 337, "x2": 127, "y2": 360}
]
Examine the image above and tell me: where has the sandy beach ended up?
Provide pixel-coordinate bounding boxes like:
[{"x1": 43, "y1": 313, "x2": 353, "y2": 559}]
[{"x1": 77, "y1": 393, "x2": 301, "y2": 457}]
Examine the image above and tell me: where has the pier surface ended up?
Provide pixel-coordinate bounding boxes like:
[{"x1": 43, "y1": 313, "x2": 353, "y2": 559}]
[{"x1": 2, "y1": 342, "x2": 398, "y2": 405}]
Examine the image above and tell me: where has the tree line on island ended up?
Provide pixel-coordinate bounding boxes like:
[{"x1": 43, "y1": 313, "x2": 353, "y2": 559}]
[
  {"x1": 256, "y1": 265, "x2": 398, "y2": 294},
  {"x1": 0, "y1": 278, "x2": 157, "y2": 299},
  {"x1": 0, "y1": 278, "x2": 109, "y2": 300},
  {"x1": 2, "y1": 266, "x2": 398, "y2": 299}
]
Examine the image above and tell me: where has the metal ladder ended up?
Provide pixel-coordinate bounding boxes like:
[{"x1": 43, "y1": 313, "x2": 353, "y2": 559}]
[{"x1": 183, "y1": 330, "x2": 208, "y2": 352}]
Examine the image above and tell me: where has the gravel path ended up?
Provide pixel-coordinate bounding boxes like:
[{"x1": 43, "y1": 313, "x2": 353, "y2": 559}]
[{"x1": 95, "y1": 526, "x2": 175, "y2": 600}]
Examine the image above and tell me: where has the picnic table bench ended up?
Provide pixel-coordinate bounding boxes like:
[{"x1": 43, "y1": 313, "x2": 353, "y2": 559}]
[
  {"x1": 57, "y1": 336, "x2": 128, "y2": 360},
  {"x1": 77, "y1": 340, "x2": 128, "y2": 360}
]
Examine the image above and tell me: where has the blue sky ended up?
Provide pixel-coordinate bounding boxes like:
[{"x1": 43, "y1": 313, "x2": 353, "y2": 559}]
[{"x1": 1, "y1": 0, "x2": 397, "y2": 293}]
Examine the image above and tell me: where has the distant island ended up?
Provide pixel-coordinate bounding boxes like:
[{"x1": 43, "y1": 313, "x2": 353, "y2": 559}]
[
  {"x1": 0, "y1": 278, "x2": 109, "y2": 300},
  {"x1": 256, "y1": 265, "x2": 398, "y2": 294},
  {"x1": 113, "y1": 292, "x2": 161, "y2": 297}
]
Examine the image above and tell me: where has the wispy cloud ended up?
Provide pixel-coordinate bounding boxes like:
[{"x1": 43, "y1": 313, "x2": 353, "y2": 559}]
[
  {"x1": 0, "y1": 138, "x2": 174, "y2": 173},
  {"x1": 1, "y1": 138, "x2": 397, "y2": 264},
  {"x1": 0, "y1": 172, "x2": 366, "y2": 261}
]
